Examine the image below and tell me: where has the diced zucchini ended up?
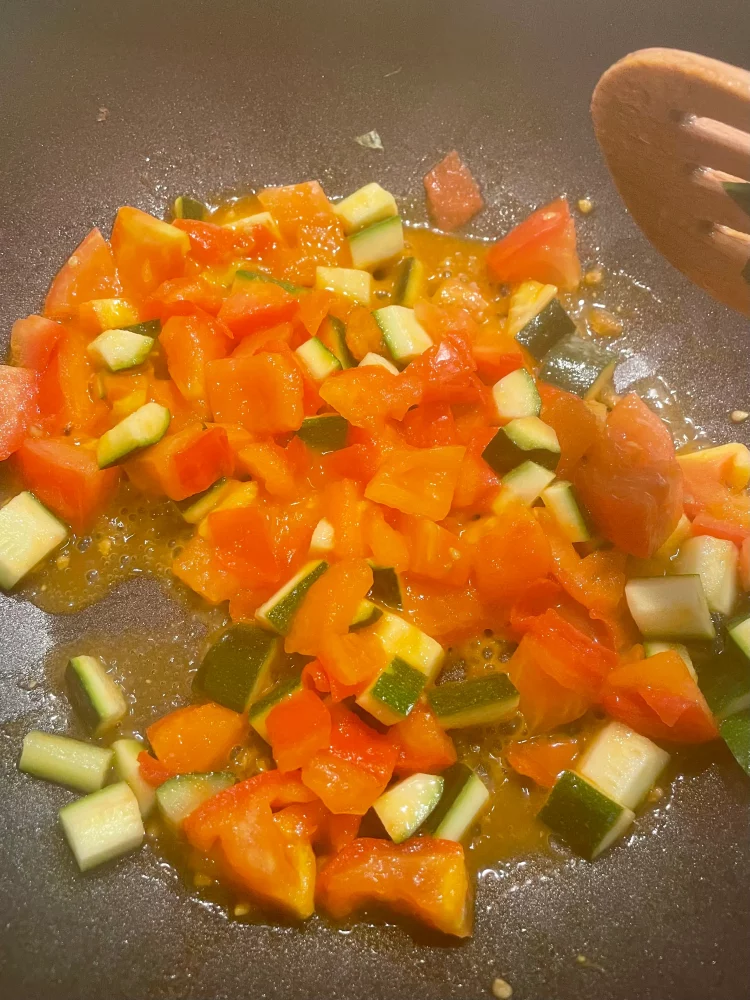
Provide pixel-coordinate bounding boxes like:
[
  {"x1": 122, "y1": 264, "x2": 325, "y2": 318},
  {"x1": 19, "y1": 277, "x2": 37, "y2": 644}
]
[
  {"x1": 514, "y1": 297, "x2": 575, "y2": 360},
  {"x1": 507, "y1": 281, "x2": 558, "y2": 338},
  {"x1": 176, "y1": 478, "x2": 238, "y2": 524},
  {"x1": 696, "y1": 645, "x2": 750, "y2": 720},
  {"x1": 576, "y1": 721, "x2": 670, "y2": 810},
  {"x1": 248, "y1": 672, "x2": 304, "y2": 740},
  {"x1": 541, "y1": 480, "x2": 591, "y2": 543},
  {"x1": 255, "y1": 560, "x2": 329, "y2": 635},
  {"x1": 96, "y1": 401, "x2": 170, "y2": 468},
  {"x1": 482, "y1": 417, "x2": 560, "y2": 476},
  {"x1": 295, "y1": 337, "x2": 342, "y2": 382},
  {"x1": 674, "y1": 535, "x2": 738, "y2": 616},
  {"x1": 333, "y1": 182, "x2": 398, "y2": 234},
  {"x1": 373, "y1": 773, "x2": 444, "y2": 843},
  {"x1": 357, "y1": 655, "x2": 429, "y2": 725},
  {"x1": 538, "y1": 770, "x2": 635, "y2": 860},
  {"x1": 350, "y1": 599, "x2": 383, "y2": 631},
  {"x1": 195, "y1": 625, "x2": 279, "y2": 712},
  {"x1": 171, "y1": 194, "x2": 208, "y2": 220},
  {"x1": 315, "y1": 266, "x2": 372, "y2": 306},
  {"x1": 87, "y1": 329, "x2": 154, "y2": 372},
  {"x1": 367, "y1": 564, "x2": 404, "y2": 611},
  {"x1": 348, "y1": 216, "x2": 404, "y2": 271},
  {"x1": 309, "y1": 518, "x2": 335, "y2": 555},
  {"x1": 624, "y1": 576, "x2": 716, "y2": 640},
  {"x1": 719, "y1": 710, "x2": 750, "y2": 776},
  {"x1": 644, "y1": 641, "x2": 696, "y2": 679},
  {"x1": 499, "y1": 461, "x2": 556, "y2": 505},
  {"x1": 393, "y1": 257, "x2": 425, "y2": 307},
  {"x1": 677, "y1": 443, "x2": 750, "y2": 492},
  {"x1": 492, "y1": 368, "x2": 541, "y2": 421},
  {"x1": 421, "y1": 763, "x2": 490, "y2": 841},
  {"x1": 654, "y1": 514, "x2": 692, "y2": 561},
  {"x1": 19, "y1": 731, "x2": 112, "y2": 793},
  {"x1": 427, "y1": 673, "x2": 519, "y2": 729},
  {"x1": 359, "y1": 352, "x2": 400, "y2": 374},
  {"x1": 233, "y1": 268, "x2": 302, "y2": 294},
  {"x1": 66, "y1": 655, "x2": 128, "y2": 737},
  {"x1": 156, "y1": 771, "x2": 235, "y2": 830},
  {"x1": 729, "y1": 614, "x2": 750, "y2": 661},
  {"x1": 225, "y1": 211, "x2": 282, "y2": 240},
  {"x1": 59, "y1": 782, "x2": 145, "y2": 871},
  {"x1": 296, "y1": 414, "x2": 349, "y2": 453},
  {"x1": 111, "y1": 738, "x2": 156, "y2": 817},
  {"x1": 538, "y1": 334, "x2": 617, "y2": 400},
  {"x1": 123, "y1": 319, "x2": 162, "y2": 337},
  {"x1": 0, "y1": 492, "x2": 68, "y2": 590},
  {"x1": 372, "y1": 612, "x2": 443, "y2": 677},
  {"x1": 374, "y1": 305, "x2": 432, "y2": 365},
  {"x1": 318, "y1": 316, "x2": 356, "y2": 369}
]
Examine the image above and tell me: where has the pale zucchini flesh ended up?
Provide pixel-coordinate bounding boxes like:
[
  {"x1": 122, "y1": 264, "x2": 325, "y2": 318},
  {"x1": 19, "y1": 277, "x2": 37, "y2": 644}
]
[
  {"x1": 315, "y1": 266, "x2": 372, "y2": 305},
  {"x1": 156, "y1": 771, "x2": 235, "y2": 829},
  {"x1": 66, "y1": 655, "x2": 128, "y2": 737},
  {"x1": 624, "y1": 576, "x2": 716, "y2": 640},
  {"x1": 295, "y1": 337, "x2": 342, "y2": 382},
  {"x1": 348, "y1": 216, "x2": 404, "y2": 270},
  {"x1": 674, "y1": 535, "x2": 738, "y2": 616},
  {"x1": 333, "y1": 182, "x2": 398, "y2": 234},
  {"x1": 0, "y1": 492, "x2": 68, "y2": 590},
  {"x1": 421, "y1": 763, "x2": 490, "y2": 841},
  {"x1": 111, "y1": 738, "x2": 156, "y2": 817},
  {"x1": 492, "y1": 368, "x2": 541, "y2": 421},
  {"x1": 255, "y1": 560, "x2": 329, "y2": 636},
  {"x1": 87, "y1": 328, "x2": 154, "y2": 372},
  {"x1": 374, "y1": 305, "x2": 432, "y2": 365},
  {"x1": 500, "y1": 461, "x2": 556, "y2": 505},
  {"x1": 358, "y1": 352, "x2": 400, "y2": 374},
  {"x1": 96, "y1": 401, "x2": 170, "y2": 468},
  {"x1": 59, "y1": 781, "x2": 145, "y2": 871},
  {"x1": 576, "y1": 721, "x2": 670, "y2": 810},
  {"x1": 373, "y1": 773, "x2": 444, "y2": 843},
  {"x1": 20, "y1": 731, "x2": 113, "y2": 793},
  {"x1": 541, "y1": 480, "x2": 591, "y2": 543}
]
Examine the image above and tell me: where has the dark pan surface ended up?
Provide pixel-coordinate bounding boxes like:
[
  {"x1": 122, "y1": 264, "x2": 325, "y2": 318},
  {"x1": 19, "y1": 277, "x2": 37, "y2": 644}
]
[{"x1": 1, "y1": 2, "x2": 749, "y2": 998}]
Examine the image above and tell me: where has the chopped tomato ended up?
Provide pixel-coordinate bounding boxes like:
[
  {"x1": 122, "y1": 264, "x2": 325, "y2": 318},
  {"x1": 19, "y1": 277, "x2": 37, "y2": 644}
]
[
  {"x1": 362, "y1": 503, "x2": 410, "y2": 573},
  {"x1": 507, "y1": 638, "x2": 591, "y2": 735},
  {"x1": 144, "y1": 275, "x2": 225, "y2": 319},
  {"x1": 690, "y1": 512, "x2": 750, "y2": 546},
  {"x1": 486, "y1": 198, "x2": 581, "y2": 291},
  {"x1": 218, "y1": 284, "x2": 299, "y2": 339},
  {"x1": 172, "y1": 535, "x2": 242, "y2": 604},
  {"x1": 110, "y1": 207, "x2": 190, "y2": 301},
  {"x1": 391, "y1": 702, "x2": 457, "y2": 777},
  {"x1": 257, "y1": 181, "x2": 335, "y2": 243},
  {"x1": 506, "y1": 736, "x2": 580, "y2": 788},
  {"x1": 401, "y1": 515, "x2": 471, "y2": 587},
  {"x1": 318, "y1": 630, "x2": 388, "y2": 693},
  {"x1": 680, "y1": 450, "x2": 750, "y2": 530},
  {"x1": 320, "y1": 367, "x2": 422, "y2": 429},
  {"x1": 423, "y1": 150, "x2": 484, "y2": 232},
  {"x1": 0, "y1": 366, "x2": 37, "y2": 461},
  {"x1": 146, "y1": 701, "x2": 246, "y2": 773},
  {"x1": 39, "y1": 327, "x2": 108, "y2": 436},
  {"x1": 741, "y1": 537, "x2": 750, "y2": 591},
  {"x1": 137, "y1": 751, "x2": 176, "y2": 788},
  {"x1": 15, "y1": 437, "x2": 119, "y2": 531},
  {"x1": 124, "y1": 423, "x2": 233, "y2": 501},
  {"x1": 472, "y1": 345, "x2": 524, "y2": 385},
  {"x1": 160, "y1": 312, "x2": 231, "y2": 409},
  {"x1": 172, "y1": 218, "x2": 268, "y2": 266},
  {"x1": 297, "y1": 289, "x2": 335, "y2": 336},
  {"x1": 10, "y1": 315, "x2": 63, "y2": 371},
  {"x1": 365, "y1": 446, "x2": 466, "y2": 521},
  {"x1": 574, "y1": 393, "x2": 684, "y2": 558},
  {"x1": 238, "y1": 442, "x2": 296, "y2": 498},
  {"x1": 402, "y1": 401, "x2": 459, "y2": 448},
  {"x1": 322, "y1": 479, "x2": 367, "y2": 559},
  {"x1": 472, "y1": 501, "x2": 553, "y2": 605},
  {"x1": 407, "y1": 332, "x2": 480, "y2": 404},
  {"x1": 44, "y1": 228, "x2": 120, "y2": 319},
  {"x1": 539, "y1": 383, "x2": 598, "y2": 477},
  {"x1": 403, "y1": 579, "x2": 490, "y2": 641},
  {"x1": 601, "y1": 650, "x2": 719, "y2": 743},
  {"x1": 286, "y1": 558, "x2": 373, "y2": 658},
  {"x1": 205, "y1": 506, "x2": 280, "y2": 587},
  {"x1": 206, "y1": 352, "x2": 304, "y2": 434},
  {"x1": 340, "y1": 306, "x2": 383, "y2": 360},
  {"x1": 301, "y1": 704, "x2": 398, "y2": 815},
  {"x1": 266, "y1": 689, "x2": 332, "y2": 772},
  {"x1": 317, "y1": 838, "x2": 471, "y2": 937},
  {"x1": 451, "y1": 428, "x2": 500, "y2": 509}
]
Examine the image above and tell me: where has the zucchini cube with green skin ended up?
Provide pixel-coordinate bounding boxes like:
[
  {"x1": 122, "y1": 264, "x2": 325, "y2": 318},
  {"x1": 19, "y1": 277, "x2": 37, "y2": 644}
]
[
  {"x1": 541, "y1": 480, "x2": 591, "y2": 543},
  {"x1": 427, "y1": 673, "x2": 519, "y2": 729},
  {"x1": 374, "y1": 305, "x2": 432, "y2": 366},
  {"x1": 295, "y1": 338, "x2": 342, "y2": 382},
  {"x1": 644, "y1": 641, "x2": 696, "y2": 678},
  {"x1": 674, "y1": 535, "x2": 739, "y2": 616},
  {"x1": 538, "y1": 333, "x2": 617, "y2": 400},
  {"x1": 500, "y1": 461, "x2": 556, "y2": 505},
  {"x1": 507, "y1": 280, "x2": 558, "y2": 338},
  {"x1": 482, "y1": 416, "x2": 560, "y2": 477},
  {"x1": 576, "y1": 721, "x2": 670, "y2": 810},
  {"x1": 225, "y1": 211, "x2": 282, "y2": 240},
  {"x1": 195, "y1": 624, "x2": 279, "y2": 713},
  {"x1": 371, "y1": 612, "x2": 444, "y2": 677},
  {"x1": 255, "y1": 560, "x2": 329, "y2": 636},
  {"x1": 171, "y1": 194, "x2": 208, "y2": 220},
  {"x1": 176, "y1": 478, "x2": 238, "y2": 524},
  {"x1": 695, "y1": 618, "x2": 750, "y2": 719},
  {"x1": 373, "y1": 773, "x2": 444, "y2": 843},
  {"x1": 66, "y1": 655, "x2": 128, "y2": 737},
  {"x1": 624, "y1": 575, "x2": 715, "y2": 640},
  {"x1": 248, "y1": 672, "x2": 305, "y2": 740},
  {"x1": 0, "y1": 491, "x2": 68, "y2": 590},
  {"x1": 296, "y1": 414, "x2": 350, "y2": 453},
  {"x1": 367, "y1": 564, "x2": 404, "y2": 611},
  {"x1": 111, "y1": 738, "x2": 156, "y2": 817},
  {"x1": 19, "y1": 731, "x2": 113, "y2": 794},
  {"x1": 233, "y1": 268, "x2": 301, "y2": 294},
  {"x1": 350, "y1": 599, "x2": 383, "y2": 631},
  {"x1": 333, "y1": 182, "x2": 398, "y2": 235},
  {"x1": 348, "y1": 215, "x2": 404, "y2": 270},
  {"x1": 315, "y1": 266, "x2": 372, "y2": 306},
  {"x1": 87, "y1": 328, "x2": 154, "y2": 372},
  {"x1": 318, "y1": 315, "x2": 356, "y2": 369},
  {"x1": 719, "y1": 709, "x2": 750, "y2": 776},
  {"x1": 96, "y1": 401, "x2": 170, "y2": 468},
  {"x1": 393, "y1": 257, "x2": 425, "y2": 307},
  {"x1": 538, "y1": 770, "x2": 635, "y2": 860},
  {"x1": 514, "y1": 297, "x2": 575, "y2": 360},
  {"x1": 357, "y1": 655, "x2": 429, "y2": 725},
  {"x1": 421, "y1": 762, "x2": 489, "y2": 841},
  {"x1": 123, "y1": 318, "x2": 161, "y2": 337},
  {"x1": 358, "y1": 352, "x2": 400, "y2": 375},
  {"x1": 492, "y1": 368, "x2": 541, "y2": 421},
  {"x1": 59, "y1": 781, "x2": 145, "y2": 872},
  {"x1": 156, "y1": 771, "x2": 235, "y2": 830}
]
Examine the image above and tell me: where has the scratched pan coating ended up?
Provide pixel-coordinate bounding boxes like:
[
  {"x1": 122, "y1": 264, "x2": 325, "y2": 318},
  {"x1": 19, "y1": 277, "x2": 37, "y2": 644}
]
[{"x1": 1, "y1": 1, "x2": 749, "y2": 998}]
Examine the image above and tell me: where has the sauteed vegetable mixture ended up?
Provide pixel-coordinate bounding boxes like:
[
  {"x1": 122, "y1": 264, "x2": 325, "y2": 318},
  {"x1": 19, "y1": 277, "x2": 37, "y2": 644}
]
[{"x1": 4, "y1": 153, "x2": 750, "y2": 937}]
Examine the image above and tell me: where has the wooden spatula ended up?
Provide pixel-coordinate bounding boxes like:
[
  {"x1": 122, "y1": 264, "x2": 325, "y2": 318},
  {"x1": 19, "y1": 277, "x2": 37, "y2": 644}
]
[{"x1": 592, "y1": 47, "x2": 750, "y2": 316}]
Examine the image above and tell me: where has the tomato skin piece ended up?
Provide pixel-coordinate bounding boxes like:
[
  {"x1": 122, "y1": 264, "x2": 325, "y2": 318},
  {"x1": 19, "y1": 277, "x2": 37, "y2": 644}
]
[
  {"x1": 266, "y1": 689, "x2": 332, "y2": 773},
  {"x1": 365, "y1": 446, "x2": 466, "y2": 521},
  {"x1": 0, "y1": 365, "x2": 38, "y2": 461},
  {"x1": 15, "y1": 437, "x2": 120, "y2": 532},
  {"x1": 44, "y1": 228, "x2": 120, "y2": 319},
  {"x1": 111, "y1": 207, "x2": 191, "y2": 302},
  {"x1": 486, "y1": 198, "x2": 581, "y2": 291},
  {"x1": 601, "y1": 650, "x2": 719, "y2": 743},
  {"x1": 146, "y1": 701, "x2": 246, "y2": 774},
  {"x1": 10, "y1": 315, "x2": 63, "y2": 371},
  {"x1": 124, "y1": 423, "x2": 233, "y2": 501},
  {"x1": 218, "y1": 284, "x2": 299, "y2": 339},
  {"x1": 690, "y1": 511, "x2": 750, "y2": 546},
  {"x1": 423, "y1": 150, "x2": 484, "y2": 232},
  {"x1": 391, "y1": 702, "x2": 457, "y2": 777},
  {"x1": 206, "y1": 352, "x2": 305, "y2": 435},
  {"x1": 160, "y1": 312, "x2": 231, "y2": 408},
  {"x1": 506, "y1": 736, "x2": 579, "y2": 788},
  {"x1": 316, "y1": 837, "x2": 472, "y2": 938}
]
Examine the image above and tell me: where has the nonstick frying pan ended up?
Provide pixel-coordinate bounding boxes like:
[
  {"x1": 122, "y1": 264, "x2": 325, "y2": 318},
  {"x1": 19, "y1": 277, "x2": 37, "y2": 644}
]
[{"x1": 1, "y1": 2, "x2": 749, "y2": 998}]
